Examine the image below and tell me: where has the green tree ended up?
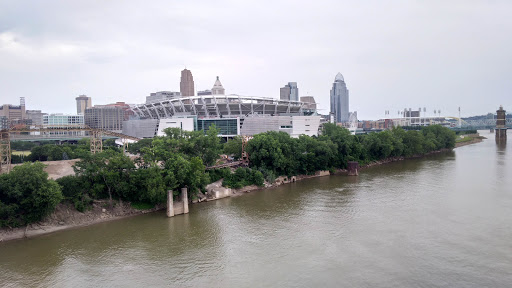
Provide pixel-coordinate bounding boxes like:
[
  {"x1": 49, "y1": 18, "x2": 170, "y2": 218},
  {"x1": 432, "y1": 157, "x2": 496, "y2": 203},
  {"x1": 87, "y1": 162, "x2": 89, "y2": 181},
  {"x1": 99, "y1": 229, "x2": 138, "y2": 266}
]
[
  {"x1": 246, "y1": 132, "x2": 287, "y2": 175},
  {"x1": 162, "y1": 154, "x2": 209, "y2": 198},
  {"x1": 145, "y1": 126, "x2": 222, "y2": 167},
  {"x1": 129, "y1": 166, "x2": 167, "y2": 204},
  {"x1": 319, "y1": 123, "x2": 355, "y2": 168},
  {"x1": 402, "y1": 130, "x2": 425, "y2": 157},
  {"x1": 224, "y1": 136, "x2": 243, "y2": 159},
  {"x1": 73, "y1": 151, "x2": 135, "y2": 207},
  {"x1": 56, "y1": 175, "x2": 92, "y2": 212},
  {"x1": 0, "y1": 162, "x2": 63, "y2": 227},
  {"x1": 127, "y1": 138, "x2": 153, "y2": 154}
]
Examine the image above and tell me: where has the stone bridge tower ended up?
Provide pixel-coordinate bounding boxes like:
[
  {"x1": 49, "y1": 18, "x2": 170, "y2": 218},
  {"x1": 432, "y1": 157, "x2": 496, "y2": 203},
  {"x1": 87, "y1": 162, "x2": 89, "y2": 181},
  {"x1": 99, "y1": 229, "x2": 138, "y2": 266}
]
[{"x1": 496, "y1": 105, "x2": 507, "y2": 142}]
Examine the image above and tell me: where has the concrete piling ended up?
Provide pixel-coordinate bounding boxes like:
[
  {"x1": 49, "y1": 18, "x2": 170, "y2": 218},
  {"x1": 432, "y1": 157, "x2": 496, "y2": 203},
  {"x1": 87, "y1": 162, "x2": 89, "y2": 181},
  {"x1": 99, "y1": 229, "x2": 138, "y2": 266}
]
[
  {"x1": 347, "y1": 161, "x2": 359, "y2": 176},
  {"x1": 166, "y1": 190, "x2": 174, "y2": 217},
  {"x1": 182, "y1": 188, "x2": 189, "y2": 214}
]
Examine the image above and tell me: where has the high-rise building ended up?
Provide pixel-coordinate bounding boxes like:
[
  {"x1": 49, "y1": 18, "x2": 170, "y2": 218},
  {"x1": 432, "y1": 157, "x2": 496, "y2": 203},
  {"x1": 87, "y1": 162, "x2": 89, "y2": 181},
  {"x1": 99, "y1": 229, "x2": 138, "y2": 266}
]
[
  {"x1": 85, "y1": 106, "x2": 125, "y2": 132},
  {"x1": 0, "y1": 97, "x2": 26, "y2": 125},
  {"x1": 280, "y1": 82, "x2": 299, "y2": 101},
  {"x1": 211, "y1": 76, "x2": 225, "y2": 95},
  {"x1": 76, "y1": 95, "x2": 92, "y2": 115},
  {"x1": 180, "y1": 69, "x2": 195, "y2": 97},
  {"x1": 146, "y1": 91, "x2": 181, "y2": 104},
  {"x1": 330, "y1": 73, "x2": 349, "y2": 123},
  {"x1": 26, "y1": 110, "x2": 46, "y2": 126}
]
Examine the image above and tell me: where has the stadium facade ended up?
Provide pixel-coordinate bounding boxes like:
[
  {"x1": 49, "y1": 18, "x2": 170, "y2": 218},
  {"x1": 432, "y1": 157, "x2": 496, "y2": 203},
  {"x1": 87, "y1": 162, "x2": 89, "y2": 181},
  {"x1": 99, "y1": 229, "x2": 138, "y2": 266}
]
[{"x1": 125, "y1": 94, "x2": 321, "y2": 139}]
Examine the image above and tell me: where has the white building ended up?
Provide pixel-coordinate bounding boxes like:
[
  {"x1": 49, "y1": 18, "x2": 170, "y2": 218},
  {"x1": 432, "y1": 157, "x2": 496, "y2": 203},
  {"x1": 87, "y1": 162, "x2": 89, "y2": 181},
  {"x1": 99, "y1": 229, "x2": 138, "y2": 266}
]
[
  {"x1": 43, "y1": 114, "x2": 84, "y2": 127},
  {"x1": 156, "y1": 118, "x2": 196, "y2": 136}
]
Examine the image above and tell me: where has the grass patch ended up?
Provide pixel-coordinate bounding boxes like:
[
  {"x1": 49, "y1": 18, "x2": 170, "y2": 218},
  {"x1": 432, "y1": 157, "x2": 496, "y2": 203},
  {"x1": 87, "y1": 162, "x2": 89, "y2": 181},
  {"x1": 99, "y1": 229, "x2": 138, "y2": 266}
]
[
  {"x1": 456, "y1": 136, "x2": 476, "y2": 143},
  {"x1": 131, "y1": 202, "x2": 155, "y2": 210},
  {"x1": 12, "y1": 150, "x2": 31, "y2": 156}
]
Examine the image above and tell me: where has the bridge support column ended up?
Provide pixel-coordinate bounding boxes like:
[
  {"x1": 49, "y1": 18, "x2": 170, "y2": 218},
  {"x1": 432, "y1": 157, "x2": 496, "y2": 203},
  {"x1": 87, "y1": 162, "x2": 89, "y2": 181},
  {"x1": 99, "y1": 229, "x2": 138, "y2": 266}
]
[
  {"x1": 496, "y1": 105, "x2": 507, "y2": 143},
  {"x1": 166, "y1": 190, "x2": 174, "y2": 217},
  {"x1": 182, "y1": 188, "x2": 189, "y2": 214},
  {"x1": 347, "y1": 161, "x2": 359, "y2": 176}
]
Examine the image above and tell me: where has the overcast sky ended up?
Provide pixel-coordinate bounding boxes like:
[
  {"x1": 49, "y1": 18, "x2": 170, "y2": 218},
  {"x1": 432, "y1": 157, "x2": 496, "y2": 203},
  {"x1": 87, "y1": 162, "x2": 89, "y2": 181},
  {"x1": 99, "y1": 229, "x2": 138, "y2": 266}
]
[{"x1": 1, "y1": 0, "x2": 511, "y2": 120}]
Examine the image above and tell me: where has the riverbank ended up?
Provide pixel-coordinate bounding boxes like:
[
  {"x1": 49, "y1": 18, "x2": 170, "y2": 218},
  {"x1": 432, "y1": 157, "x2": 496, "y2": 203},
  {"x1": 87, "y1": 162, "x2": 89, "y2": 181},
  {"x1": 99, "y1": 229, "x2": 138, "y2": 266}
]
[
  {"x1": 0, "y1": 201, "x2": 164, "y2": 242},
  {"x1": 0, "y1": 147, "x2": 461, "y2": 243},
  {"x1": 455, "y1": 135, "x2": 486, "y2": 147}
]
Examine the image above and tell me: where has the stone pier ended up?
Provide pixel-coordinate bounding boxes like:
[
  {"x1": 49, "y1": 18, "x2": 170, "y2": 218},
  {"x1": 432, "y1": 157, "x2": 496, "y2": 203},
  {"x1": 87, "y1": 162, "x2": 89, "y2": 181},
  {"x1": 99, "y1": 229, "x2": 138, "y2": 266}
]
[{"x1": 347, "y1": 161, "x2": 359, "y2": 176}]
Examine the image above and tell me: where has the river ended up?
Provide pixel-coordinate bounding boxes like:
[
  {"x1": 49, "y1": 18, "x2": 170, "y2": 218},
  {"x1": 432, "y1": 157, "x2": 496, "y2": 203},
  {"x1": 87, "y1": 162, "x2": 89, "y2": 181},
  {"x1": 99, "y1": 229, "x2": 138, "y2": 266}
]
[{"x1": 1, "y1": 131, "x2": 511, "y2": 287}]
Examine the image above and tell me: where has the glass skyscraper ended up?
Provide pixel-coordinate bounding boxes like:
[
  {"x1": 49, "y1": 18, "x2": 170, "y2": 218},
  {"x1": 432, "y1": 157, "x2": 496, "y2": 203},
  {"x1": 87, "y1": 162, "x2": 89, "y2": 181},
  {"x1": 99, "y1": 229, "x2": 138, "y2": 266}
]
[
  {"x1": 330, "y1": 73, "x2": 349, "y2": 123},
  {"x1": 280, "y1": 82, "x2": 299, "y2": 101}
]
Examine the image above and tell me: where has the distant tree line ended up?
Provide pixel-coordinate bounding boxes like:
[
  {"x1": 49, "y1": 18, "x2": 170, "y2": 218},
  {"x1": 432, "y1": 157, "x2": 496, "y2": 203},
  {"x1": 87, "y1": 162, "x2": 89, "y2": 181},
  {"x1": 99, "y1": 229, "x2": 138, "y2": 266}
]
[
  {"x1": 244, "y1": 124, "x2": 456, "y2": 178},
  {"x1": 10, "y1": 139, "x2": 120, "y2": 164}
]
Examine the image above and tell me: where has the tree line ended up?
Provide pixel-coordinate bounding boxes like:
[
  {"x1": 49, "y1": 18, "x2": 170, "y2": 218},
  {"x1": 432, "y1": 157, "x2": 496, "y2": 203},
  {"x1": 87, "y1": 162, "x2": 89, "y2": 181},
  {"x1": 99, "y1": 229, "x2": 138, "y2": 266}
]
[
  {"x1": 10, "y1": 139, "x2": 120, "y2": 163},
  {"x1": 242, "y1": 123, "x2": 455, "y2": 179}
]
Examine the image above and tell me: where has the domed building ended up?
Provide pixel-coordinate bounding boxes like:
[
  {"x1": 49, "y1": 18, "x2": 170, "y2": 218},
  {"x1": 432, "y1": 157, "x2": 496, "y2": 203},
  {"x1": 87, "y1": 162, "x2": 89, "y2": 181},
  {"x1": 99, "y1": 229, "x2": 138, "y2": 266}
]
[{"x1": 211, "y1": 76, "x2": 225, "y2": 95}]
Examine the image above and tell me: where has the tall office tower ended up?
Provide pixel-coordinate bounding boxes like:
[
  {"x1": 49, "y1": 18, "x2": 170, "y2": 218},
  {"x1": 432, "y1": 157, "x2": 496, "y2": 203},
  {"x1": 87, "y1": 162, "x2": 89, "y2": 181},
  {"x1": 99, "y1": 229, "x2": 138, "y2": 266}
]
[
  {"x1": 180, "y1": 69, "x2": 195, "y2": 97},
  {"x1": 280, "y1": 82, "x2": 299, "y2": 101},
  {"x1": 76, "y1": 95, "x2": 92, "y2": 115},
  {"x1": 330, "y1": 73, "x2": 349, "y2": 123},
  {"x1": 0, "y1": 97, "x2": 26, "y2": 123},
  {"x1": 211, "y1": 76, "x2": 225, "y2": 95}
]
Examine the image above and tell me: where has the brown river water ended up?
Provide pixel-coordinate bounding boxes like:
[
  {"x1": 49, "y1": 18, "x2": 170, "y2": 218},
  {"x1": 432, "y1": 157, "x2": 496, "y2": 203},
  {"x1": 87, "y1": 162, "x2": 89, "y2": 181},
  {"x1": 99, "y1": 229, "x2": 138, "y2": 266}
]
[{"x1": 1, "y1": 131, "x2": 511, "y2": 287}]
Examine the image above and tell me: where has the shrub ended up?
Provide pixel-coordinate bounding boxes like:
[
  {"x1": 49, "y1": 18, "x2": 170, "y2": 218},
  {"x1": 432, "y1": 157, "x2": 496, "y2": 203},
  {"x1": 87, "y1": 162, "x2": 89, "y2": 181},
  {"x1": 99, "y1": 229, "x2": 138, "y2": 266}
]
[
  {"x1": 222, "y1": 167, "x2": 265, "y2": 188},
  {"x1": 208, "y1": 167, "x2": 232, "y2": 183}
]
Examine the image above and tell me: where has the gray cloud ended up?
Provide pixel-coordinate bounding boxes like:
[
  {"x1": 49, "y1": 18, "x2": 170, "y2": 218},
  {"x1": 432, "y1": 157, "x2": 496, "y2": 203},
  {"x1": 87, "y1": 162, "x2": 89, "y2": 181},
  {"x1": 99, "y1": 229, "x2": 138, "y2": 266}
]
[{"x1": 1, "y1": 0, "x2": 511, "y2": 119}]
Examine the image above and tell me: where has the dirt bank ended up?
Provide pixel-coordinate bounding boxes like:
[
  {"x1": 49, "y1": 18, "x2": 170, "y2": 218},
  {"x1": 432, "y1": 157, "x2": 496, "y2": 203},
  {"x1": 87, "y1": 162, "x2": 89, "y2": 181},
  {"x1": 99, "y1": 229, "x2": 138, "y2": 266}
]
[
  {"x1": 0, "y1": 201, "x2": 164, "y2": 242},
  {"x1": 6, "y1": 159, "x2": 78, "y2": 179}
]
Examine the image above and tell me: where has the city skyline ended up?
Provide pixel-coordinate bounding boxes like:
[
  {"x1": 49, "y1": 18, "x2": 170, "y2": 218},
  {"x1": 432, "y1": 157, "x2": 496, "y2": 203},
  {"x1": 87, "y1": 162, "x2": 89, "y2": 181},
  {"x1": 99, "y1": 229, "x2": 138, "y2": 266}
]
[{"x1": 1, "y1": 1, "x2": 511, "y2": 119}]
